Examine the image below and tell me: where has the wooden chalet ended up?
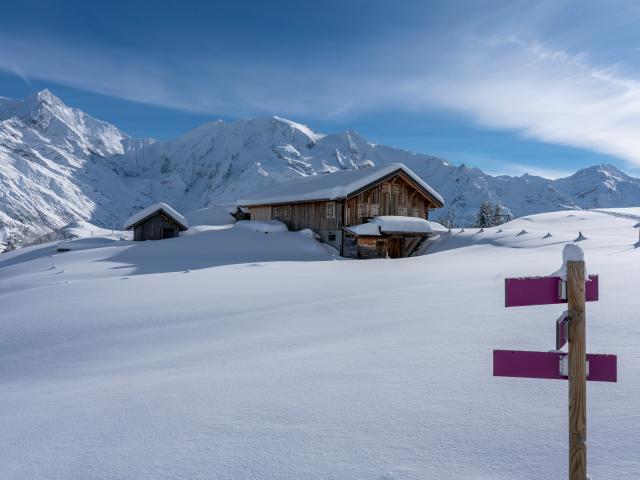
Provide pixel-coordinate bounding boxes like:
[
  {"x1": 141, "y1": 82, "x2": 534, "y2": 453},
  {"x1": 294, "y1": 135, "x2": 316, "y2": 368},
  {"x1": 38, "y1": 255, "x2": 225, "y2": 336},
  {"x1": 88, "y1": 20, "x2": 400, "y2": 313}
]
[
  {"x1": 237, "y1": 163, "x2": 444, "y2": 258},
  {"x1": 124, "y1": 202, "x2": 189, "y2": 241}
]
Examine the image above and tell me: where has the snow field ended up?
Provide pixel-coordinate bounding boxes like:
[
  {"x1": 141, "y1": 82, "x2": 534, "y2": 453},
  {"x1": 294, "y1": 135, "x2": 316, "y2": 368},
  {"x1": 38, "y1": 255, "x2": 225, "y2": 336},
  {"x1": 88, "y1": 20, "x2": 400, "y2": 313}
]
[{"x1": 0, "y1": 210, "x2": 638, "y2": 479}]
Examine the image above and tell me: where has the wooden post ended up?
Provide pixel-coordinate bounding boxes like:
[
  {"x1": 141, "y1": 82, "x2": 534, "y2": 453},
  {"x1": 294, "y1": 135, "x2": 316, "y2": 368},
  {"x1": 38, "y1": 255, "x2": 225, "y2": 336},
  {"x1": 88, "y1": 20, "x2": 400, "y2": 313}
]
[{"x1": 567, "y1": 260, "x2": 587, "y2": 480}]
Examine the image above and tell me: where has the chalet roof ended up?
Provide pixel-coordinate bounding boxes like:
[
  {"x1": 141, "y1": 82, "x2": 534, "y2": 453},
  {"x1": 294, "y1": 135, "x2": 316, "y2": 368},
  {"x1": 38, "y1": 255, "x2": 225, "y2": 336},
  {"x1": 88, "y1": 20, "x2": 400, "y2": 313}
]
[
  {"x1": 345, "y1": 216, "x2": 446, "y2": 236},
  {"x1": 237, "y1": 163, "x2": 444, "y2": 207},
  {"x1": 123, "y1": 202, "x2": 189, "y2": 230}
]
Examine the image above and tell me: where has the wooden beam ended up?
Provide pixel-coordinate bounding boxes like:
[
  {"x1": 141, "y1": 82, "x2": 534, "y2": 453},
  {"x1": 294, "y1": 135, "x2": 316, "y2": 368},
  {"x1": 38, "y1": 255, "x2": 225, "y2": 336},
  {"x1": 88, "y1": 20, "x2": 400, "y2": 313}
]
[{"x1": 568, "y1": 260, "x2": 587, "y2": 480}]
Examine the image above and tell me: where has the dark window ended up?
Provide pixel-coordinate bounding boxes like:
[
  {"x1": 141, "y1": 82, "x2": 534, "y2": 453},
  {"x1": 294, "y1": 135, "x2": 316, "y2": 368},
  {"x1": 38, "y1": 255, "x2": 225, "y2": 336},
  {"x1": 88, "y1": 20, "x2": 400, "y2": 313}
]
[
  {"x1": 162, "y1": 228, "x2": 175, "y2": 239},
  {"x1": 328, "y1": 233, "x2": 336, "y2": 242},
  {"x1": 326, "y1": 202, "x2": 336, "y2": 219}
]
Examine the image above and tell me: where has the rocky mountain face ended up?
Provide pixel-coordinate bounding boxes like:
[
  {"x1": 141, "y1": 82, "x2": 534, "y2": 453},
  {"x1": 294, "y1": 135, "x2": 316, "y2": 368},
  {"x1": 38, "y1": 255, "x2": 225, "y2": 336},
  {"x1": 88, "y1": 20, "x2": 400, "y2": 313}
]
[{"x1": 2, "y1": 89, "x2": 640, "y2": 250}]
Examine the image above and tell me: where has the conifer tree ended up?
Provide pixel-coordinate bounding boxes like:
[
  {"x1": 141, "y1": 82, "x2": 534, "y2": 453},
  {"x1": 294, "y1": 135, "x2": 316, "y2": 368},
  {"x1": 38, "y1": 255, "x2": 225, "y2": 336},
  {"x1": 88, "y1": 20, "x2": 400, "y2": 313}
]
[{"x1": 476, "y1": 201, "x2": 494, "y2": 228}]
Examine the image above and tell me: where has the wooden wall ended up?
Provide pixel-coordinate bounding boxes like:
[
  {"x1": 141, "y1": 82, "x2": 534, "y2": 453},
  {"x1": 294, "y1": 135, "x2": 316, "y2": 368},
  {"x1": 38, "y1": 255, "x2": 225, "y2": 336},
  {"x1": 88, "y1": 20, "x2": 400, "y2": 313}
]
[
  {"x1": 354, "y1": 234, "x2": 425, "y2": 259},
  {"x1": 249, "y1": 206, "x2": 271, "y2": 221},
  {"x1": 269, "y1": 201, "x2": 342, "y2": 232},
  {"x1": 247, "y1": 201, "x2": 344, "y2": 250},
  {"x1": 133, "y1": 212, "x2": 182, "y2": 241},
  {"x1": 344, "y1": 172, "x2": 436, "y2": 226}
]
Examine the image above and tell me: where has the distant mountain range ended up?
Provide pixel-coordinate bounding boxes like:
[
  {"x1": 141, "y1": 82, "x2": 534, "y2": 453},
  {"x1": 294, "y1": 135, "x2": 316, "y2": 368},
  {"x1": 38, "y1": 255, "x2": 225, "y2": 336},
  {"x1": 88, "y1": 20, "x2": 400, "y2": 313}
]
[{"x1": 2, "y1": 89, "x2": 640, "y2": 250}]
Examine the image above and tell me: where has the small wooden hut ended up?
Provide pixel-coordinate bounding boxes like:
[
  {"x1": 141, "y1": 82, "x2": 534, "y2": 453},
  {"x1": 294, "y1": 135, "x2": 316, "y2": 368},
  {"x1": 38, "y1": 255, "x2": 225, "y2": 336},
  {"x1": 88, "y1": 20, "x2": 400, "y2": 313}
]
[
  {"x1": 237, "y1": 163, "x2": 445, "y2": 258},
  {"x1": 124, "y1": 202, "x2": 188, "y2": 241}
]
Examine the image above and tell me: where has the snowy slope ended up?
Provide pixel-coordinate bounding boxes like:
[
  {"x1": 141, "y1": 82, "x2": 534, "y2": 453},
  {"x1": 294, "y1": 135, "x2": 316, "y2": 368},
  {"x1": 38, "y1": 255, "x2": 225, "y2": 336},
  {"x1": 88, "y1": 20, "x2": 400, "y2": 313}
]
[
  {"x1": 2, "y1": 89, "x2": 640, "y2": 251},
  {"x1": 0, "y1": 211, "x2": 638, "y2": 479}
]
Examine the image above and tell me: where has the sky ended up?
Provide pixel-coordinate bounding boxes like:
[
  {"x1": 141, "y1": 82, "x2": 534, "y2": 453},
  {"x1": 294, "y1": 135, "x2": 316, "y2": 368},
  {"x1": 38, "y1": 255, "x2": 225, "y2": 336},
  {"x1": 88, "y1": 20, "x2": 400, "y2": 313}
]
[{"x1": 1, "y1": 0, "x2": 640, "y2": 178}]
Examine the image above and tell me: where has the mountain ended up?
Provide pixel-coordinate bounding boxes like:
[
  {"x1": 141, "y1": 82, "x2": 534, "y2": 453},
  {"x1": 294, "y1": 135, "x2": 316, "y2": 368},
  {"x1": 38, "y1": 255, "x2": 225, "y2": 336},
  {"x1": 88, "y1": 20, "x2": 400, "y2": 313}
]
[{"x1": 2, "y1": 89, "x2": 640, "y2": 250}]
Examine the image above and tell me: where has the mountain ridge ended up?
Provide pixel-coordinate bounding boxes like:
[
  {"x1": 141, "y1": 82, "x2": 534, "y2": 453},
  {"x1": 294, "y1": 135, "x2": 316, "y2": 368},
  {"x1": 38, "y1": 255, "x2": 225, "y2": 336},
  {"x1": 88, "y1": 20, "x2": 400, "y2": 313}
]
[{"x1": 2, "y1": 89, "x2": 640, "y2": 250}]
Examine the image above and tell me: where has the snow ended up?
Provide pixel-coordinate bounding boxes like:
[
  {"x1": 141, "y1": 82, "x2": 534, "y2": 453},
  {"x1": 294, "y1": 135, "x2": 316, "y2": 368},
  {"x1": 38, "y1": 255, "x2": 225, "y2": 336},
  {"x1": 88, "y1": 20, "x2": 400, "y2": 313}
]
[
  {"x1": 123, "y1": 202, "x2": 188, "y2": 230},
  {"x1": 346, "y1": 216, "x2": 439, "y2": 236},
  {"x1": 234, "y1": 219, "x2": 288, "y2": 233},
  {"x1": 1, "y1": 209, "x2": 638, "y2": 479},
  {"x1": 184, "y1": 205, "x2": 235, "y2": 226},
  {"x1": 272, "y1": 116, "x2": 326, "y2": 142},
  {"x1": 237, "y1": 163, "x2": 444, "y2": 206},
  {"x1": 551, "y1": 243, "x2": 586, "y2": 279}
]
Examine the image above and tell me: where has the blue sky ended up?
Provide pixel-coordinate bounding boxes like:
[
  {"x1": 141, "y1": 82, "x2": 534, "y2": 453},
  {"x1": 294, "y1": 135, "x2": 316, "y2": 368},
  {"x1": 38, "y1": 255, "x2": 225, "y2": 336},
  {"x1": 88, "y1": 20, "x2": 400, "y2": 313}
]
[{"x1": 1, "y1": 0, "x2": 640, "y2": 178}]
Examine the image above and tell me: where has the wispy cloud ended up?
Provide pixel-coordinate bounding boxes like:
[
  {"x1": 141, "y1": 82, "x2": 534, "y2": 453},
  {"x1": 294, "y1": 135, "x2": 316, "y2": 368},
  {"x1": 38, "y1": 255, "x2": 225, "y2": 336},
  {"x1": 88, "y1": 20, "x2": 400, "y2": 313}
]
[{"x1": 413, "y1": 37, "x2": 640, "y2": 167}]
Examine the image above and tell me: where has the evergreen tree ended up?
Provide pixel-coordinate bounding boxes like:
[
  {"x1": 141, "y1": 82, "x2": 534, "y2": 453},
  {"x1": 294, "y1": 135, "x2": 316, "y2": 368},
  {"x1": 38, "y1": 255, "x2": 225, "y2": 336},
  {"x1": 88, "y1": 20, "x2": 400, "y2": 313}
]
[
  {"x1": 491, "y1": 203, "x2": 510, "y2": 226},
  {"x1": 476, "y1": 201, "x2": 494, "y2": 228}
]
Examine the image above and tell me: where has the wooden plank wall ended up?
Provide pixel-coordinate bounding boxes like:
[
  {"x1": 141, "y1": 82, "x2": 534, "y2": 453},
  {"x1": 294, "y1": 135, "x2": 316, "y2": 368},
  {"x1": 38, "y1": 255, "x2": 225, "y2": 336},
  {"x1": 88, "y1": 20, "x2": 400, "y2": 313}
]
[
  {"x1": 248, "y1": 201, "x2": 343, "y2": 250},
  {"x1": 344, "y1": 172, "x2": 435, "y2": 226},
  {"x1": 250, "y1": 206, "x2": 272, "y2": 221},
  {"x1": 268, "y1": 201, "x2": 342, "y2": 232},
  {"x1": 133, "y1": 212, "x2": 181, "y2": 241}
]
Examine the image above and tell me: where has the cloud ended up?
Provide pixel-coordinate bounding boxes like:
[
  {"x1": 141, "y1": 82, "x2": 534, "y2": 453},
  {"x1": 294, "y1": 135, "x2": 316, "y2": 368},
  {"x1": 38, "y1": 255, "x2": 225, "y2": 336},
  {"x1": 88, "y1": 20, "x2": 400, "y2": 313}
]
[
  {"x1": 2, "y1": 5, "x2": 640, "y2": 169},
  {"x1": 412, "y1": 37, "x2": 640, "y2": 167}
]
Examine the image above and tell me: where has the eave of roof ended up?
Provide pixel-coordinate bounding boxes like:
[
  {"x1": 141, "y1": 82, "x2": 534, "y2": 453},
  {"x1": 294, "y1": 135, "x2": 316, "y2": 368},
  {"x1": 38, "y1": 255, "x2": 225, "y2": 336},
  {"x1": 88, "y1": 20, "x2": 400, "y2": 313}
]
[
  {"x1": 237, "y1": 163, "x2": 444, "y2": 208},
  {"x1": 124, "y1": 208, "x2": 189, "y2": 231}
]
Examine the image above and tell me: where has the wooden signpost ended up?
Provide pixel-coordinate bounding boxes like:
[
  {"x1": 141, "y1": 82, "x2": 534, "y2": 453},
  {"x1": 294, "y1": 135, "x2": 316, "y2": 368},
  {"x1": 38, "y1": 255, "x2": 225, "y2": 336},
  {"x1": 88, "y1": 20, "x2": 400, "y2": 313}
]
[{"x1": 495, "y1": 248, "x2": 617, "y2": 480}]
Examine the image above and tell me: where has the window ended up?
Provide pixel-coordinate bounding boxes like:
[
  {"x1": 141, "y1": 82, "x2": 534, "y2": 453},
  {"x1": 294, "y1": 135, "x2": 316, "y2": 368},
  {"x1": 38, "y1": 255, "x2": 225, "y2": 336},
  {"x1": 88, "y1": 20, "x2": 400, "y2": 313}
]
[
  {"x1": 358, "y1": 204, "x2": 368, "y2": 218},
  {"x1": 328, "y1": 232, "x2": 336, "y2": 242},
  {"x1": 370, "y1": 204, "x2": 380, "y2": 216},
  {"x1": 326, "y1": 202, "x2": 336, "y2": 219},
  {"x1": 398, "y1": 206, "x2": 408, "y2": 216}
]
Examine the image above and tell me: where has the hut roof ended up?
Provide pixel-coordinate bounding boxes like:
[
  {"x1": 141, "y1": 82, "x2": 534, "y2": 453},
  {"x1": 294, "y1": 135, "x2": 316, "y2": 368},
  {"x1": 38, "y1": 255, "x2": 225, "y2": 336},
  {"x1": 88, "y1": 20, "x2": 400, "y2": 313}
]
[
  {"x1": 124, "y1": 202, "x2": 189, "y2": 230},
  {"x1": 345, "y1": 216, "x2": 447, "y2": 236},
  {"x1": 237, "y1": 163, "x2": 444, "y2": 207}
]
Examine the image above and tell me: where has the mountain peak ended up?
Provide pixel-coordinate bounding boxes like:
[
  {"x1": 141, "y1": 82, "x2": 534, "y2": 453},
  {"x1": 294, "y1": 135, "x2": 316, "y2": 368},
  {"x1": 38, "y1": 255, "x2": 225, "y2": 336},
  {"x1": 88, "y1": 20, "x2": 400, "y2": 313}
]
[
  {"x1": 571, "y1": 163, "x2": 630, "y2": 179},
  {"x1": 271, "y1": 115, "x2": 325, "y2": 142},
  {"x1": 26, "y1": 88, "x2": 65, "y2": 109}
]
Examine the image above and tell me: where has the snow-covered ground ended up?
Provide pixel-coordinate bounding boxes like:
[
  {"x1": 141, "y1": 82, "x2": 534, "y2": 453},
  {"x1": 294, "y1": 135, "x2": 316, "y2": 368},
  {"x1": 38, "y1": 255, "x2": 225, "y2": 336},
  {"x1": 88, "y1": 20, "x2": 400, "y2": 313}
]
[{"x1": 0, "y1": 210, "x2": 638, "y2": 479}]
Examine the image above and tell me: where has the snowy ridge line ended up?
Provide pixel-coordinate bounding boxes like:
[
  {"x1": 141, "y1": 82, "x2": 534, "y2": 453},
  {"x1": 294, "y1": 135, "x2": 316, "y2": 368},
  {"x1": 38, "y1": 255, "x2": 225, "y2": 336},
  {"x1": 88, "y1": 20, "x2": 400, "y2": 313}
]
[{"x1": 589, "y1": 208, "x2": 640, "y2": 222}]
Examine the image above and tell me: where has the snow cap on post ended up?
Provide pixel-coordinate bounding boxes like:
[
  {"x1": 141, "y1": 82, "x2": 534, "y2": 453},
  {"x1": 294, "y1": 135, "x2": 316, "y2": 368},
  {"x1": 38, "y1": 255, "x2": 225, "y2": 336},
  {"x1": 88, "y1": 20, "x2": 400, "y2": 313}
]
[
  {"x1": 563, "y1": 243, "x2": 584, "y2": 263},
  {"x1": 552, "y1": 243, "x2": 586, "y2": 280}
]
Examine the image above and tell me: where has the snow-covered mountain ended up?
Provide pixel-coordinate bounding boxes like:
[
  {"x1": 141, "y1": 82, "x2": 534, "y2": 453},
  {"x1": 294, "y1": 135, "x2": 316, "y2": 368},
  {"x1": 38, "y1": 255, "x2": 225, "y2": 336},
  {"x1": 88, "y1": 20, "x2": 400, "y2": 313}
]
[{"x1": 2, "y1": 89, "x2": 640, "y2": 250}]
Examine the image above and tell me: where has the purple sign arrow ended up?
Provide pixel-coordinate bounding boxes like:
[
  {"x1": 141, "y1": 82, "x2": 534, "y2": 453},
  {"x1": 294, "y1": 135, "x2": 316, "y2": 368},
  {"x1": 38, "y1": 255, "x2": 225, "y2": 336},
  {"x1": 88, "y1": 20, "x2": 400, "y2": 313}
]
[
  {"x1": 493, "y1": 350, "x2": 617, "y2": 382},
  {"x1": 504, "y1": 275, "x2": 599, "y2": 308}
]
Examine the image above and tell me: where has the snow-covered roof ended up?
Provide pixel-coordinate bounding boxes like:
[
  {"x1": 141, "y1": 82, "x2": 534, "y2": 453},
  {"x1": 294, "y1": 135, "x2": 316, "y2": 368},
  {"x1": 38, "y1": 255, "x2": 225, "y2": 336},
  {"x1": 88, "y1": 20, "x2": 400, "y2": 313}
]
[
  {"x1": 123, "y1": 202, "x2": 189, "y2": 230},
  {"x1": 237, "y1": 163, "x2": 444, "y2": 207},
  {"x1": 345, "y1": 216, "x2": 439, "y2": 236}
]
